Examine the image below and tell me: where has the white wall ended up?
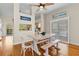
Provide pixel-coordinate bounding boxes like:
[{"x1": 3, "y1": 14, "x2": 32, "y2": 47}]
[
  {"x1": 0, "y1": 3, "x2": 13, "y2": 18},
  {"x1": 14, "y1": 4, "x2": 35, "y2": 44},
  {"x1": 0, "y1": 3, "x2": 13, "y2": 36},
  {"x1": 45, "y1": 4, "x2": 79, "y2": 45}
]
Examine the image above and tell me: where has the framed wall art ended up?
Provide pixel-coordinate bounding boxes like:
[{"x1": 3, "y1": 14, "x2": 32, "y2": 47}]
[
  {"x1": 19, "y1": 24, "x2": 32, "y2": 31},
  {"x1": 20, "y1": 16, "x2": 31, "y2": 21}
]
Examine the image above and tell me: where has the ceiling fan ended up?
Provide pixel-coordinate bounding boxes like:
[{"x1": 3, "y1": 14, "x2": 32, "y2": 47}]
[{"x1": 33, "y1": 3, "x2": 54, "y2": 11}]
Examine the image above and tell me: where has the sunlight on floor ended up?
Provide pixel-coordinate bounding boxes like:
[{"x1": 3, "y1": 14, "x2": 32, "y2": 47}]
[
  {"x1": 3, "y1": 36, "x2": 13, "y2": 55},
  {"x1": 0, "y1": 36, "x2": 2, "y2": 51},
  {"x1": 0, "y1": 41, "x2": 2, "y2": 51}
]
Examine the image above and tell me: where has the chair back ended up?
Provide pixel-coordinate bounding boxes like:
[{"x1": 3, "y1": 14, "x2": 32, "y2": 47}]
[{"x1": 27, "y1": 35, "x2": 41, "y2": 55}]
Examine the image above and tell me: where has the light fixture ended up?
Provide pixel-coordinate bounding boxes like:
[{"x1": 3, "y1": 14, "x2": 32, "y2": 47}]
[
  {"x1": 33, "y1": 3, "x2": 54, "y2": 11},
  {"x1": 40, "y1": 6, "x2": 43, "y2": 9},
  {"x1": 39, "y1": 6, "x2": 43, "y2": 10},
  {"x1": 38, "y1": 23, "x2": 41, "y2": 28}
]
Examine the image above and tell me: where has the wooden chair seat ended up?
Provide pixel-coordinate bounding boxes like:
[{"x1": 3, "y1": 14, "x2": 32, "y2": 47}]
[
  {"x1": 21, "y1": 40, "x2": 33, "y2": 56},
  {"x1": 24, "y1": 41, "x2": 33, "y2": 46}
]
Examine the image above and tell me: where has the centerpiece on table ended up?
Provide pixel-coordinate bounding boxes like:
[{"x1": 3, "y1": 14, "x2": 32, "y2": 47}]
[{"x1": 40, "y1": 32, "x2": 46, "y2": 36}]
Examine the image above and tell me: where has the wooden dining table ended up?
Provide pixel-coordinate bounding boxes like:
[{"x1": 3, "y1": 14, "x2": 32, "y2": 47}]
[
  {"x1": 32, "y1": 34, "x2": 59, "y2": 56},
  {"x1": 33, "y1": 34, "x2": 55, "y2": 44}
]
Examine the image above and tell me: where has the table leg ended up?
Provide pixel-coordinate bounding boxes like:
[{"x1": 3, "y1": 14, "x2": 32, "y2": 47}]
[
  {"x1": 56, "y1": 43, "x2": 59, "y2": 55},
  {"x1": 44, "y1": 48, "x2": 49, "y2": 56}
]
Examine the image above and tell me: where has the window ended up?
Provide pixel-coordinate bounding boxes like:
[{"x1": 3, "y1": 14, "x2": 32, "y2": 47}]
[{"x1": 50, "y1": 17, "x2": 69, "y2": 42}]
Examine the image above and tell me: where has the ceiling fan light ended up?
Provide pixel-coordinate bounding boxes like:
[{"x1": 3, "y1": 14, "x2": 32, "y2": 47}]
[
  {"x1": 40, "y1": 6, "x2": 43, "y2": 9},
  {"x1": 39, "y1": 6, "x2": 44, "y2": 11}
]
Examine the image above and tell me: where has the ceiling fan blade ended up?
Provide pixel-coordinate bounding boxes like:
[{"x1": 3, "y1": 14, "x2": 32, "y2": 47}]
[
  {"x1": 33, "y1": 5, "x2": 40, "y2": 7},
  {"x1": 45, "y1": 3, "x2": 54, "y2": 6},
  {"x1": 32, "y1": 3, "x2": 40, "y2": 7},
  {"x1": 32, "y1": 3, "x2": 54, "y2": 7}
]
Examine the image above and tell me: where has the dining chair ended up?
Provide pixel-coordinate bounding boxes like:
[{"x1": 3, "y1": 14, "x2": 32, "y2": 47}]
[
  {"x1": 21, "y1": 40, "x2": 33, "y2": 56},
  {"x1": 20, "y1": 36, "x2": 34, "y2": 56},
  {"x1": 27, "y1": 35, "x2": 41, "y2": 56},
  {"x1": 40, "y1": 39, "x2": 60, "y2": 56},
  {"x1": 51, "y1": 39, "x2": 60, "y2": 56}
]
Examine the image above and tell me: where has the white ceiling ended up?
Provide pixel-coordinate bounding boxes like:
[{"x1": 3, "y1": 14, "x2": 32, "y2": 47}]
[
  {"x1": 35, "y1": 3, "x2": 70, "y2": 19},
  {"x1": 45, "y1": 3, "x2": 69, "y2": 13},
  {"x1": 20, "y1": 3, "x2": 70, "y2": 14},
  {"x1": 20, "y1": 3, "x2": 32, "y2": 15},
  {"x1": 0, "y1": 3, "x2": 70, "y2": 18},
  {"x1": 20, "y1": 3, "x2": 70, "y2": 20},
  {"x1": 0, "y1": 3, "x2": 13, "y2": 17}
]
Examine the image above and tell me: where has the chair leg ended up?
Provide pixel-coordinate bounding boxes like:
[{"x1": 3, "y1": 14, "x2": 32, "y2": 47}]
[
  {"x1": 23, "y1": 49, "x2": 26, "y2": 56},
  {"x1": 21, "y1": 48, "x2": 26, "y2": 56},
  {"x1": 31, "y1": 47, "x2": 33, "y2": 56},
  {"x1": 44, "y1": 48, "x2": 49, "y2": 56},
  {"x1": 21, "y1": 49, "x2": 23, "y2": 55},
  {"x1": 56, "y1": 43, "x2": 59, "y2": 56}
]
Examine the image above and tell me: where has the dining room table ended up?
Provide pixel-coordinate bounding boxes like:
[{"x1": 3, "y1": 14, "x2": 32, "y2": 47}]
[
  {"x1": 33, "y1": 33, "x2": 56, "y2": 44},
  {"x1": 32, "y1": 33, "x2": 57, "y2": 55}
]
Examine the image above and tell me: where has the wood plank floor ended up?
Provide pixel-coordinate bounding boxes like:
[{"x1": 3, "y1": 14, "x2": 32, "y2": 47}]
[
  {"x1": 68, "y1": 44, "x2": 79, "y2": 56},
  {"x1": 0, "y1": 37, "x2": 79, "y2": 56},
  {"x1": 0, "y1": 43, "x2": 79, "y2": 56},
  {"x1": 13, "y1": 44, "x2": 33, "y2": 56},
  {"x1": 12, "y1": 44, "x2": 55, "y2": 56},
  {"x1": 0, "y1": 43, "x2": 59, "y2": 56}
]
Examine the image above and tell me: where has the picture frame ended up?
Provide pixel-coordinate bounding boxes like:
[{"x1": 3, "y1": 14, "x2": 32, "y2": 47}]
[
  {"x1": 20, "y1": 16, "x2": 31, "y2": 21},
  {"x1": 19, "y1": 24, "x2": 32, "y2": 31}
]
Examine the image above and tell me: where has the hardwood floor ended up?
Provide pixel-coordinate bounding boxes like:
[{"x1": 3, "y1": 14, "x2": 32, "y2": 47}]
[
  {"x1": 12, "y1": 44, "x2": 21, "y2": 56},
  {"x1": 12, "y1": 44, "x2": 55, "y2": 56},
  {"x1": 13, "y1": 44, "x2": 39, "y2": 56},
  {"x1": 0, "y1": 42, "x2": 59, "y2": 56},
  {"x1": 9, "y1": 43, "x2": 79, "y2": 56},
  {"x1": 0, "y1": 36, "x2": 13, "y2": 56},
  {"x1": 68, "y1": 44, "x2": 79, "y2": 56},
  {"x1": 0, "y1": 36, "x2": 79, "y2": 56}
]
